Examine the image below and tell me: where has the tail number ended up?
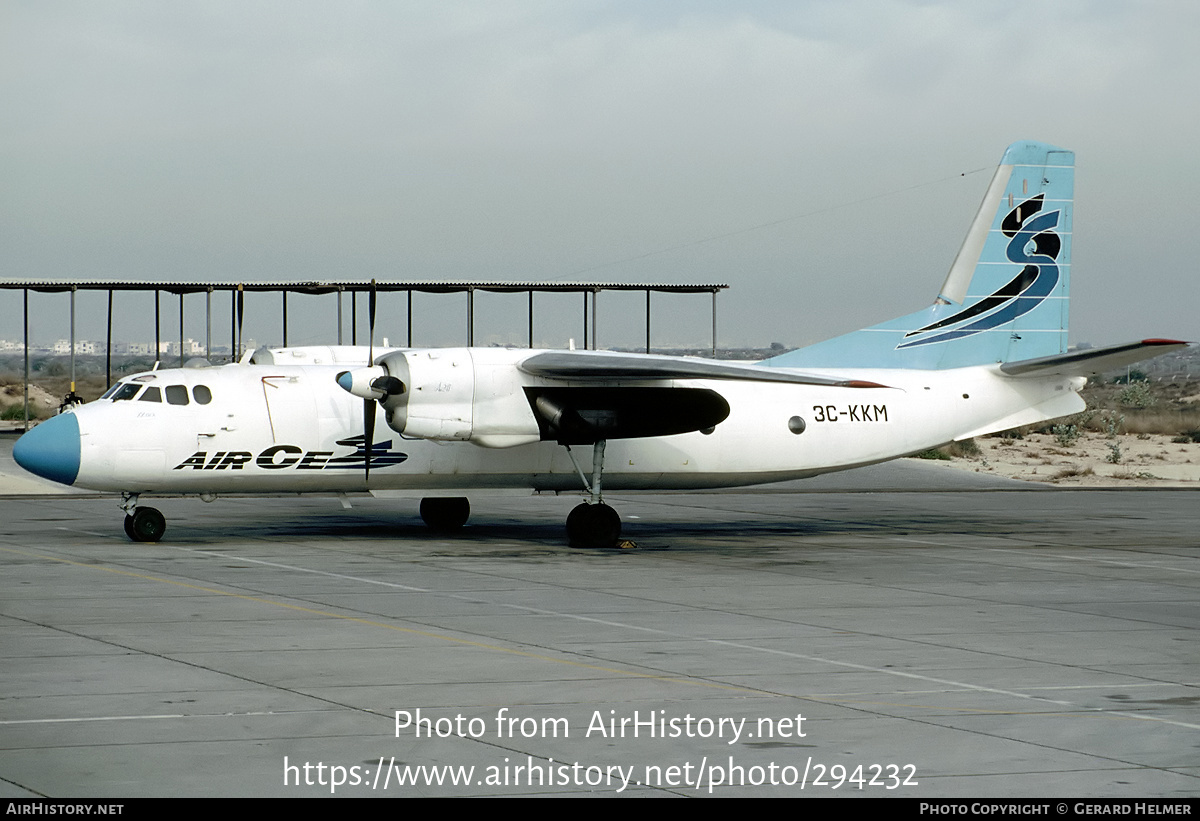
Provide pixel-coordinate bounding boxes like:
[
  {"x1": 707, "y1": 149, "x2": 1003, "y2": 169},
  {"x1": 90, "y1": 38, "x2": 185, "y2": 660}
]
[{"x1": 812, "y1": 404, "x2": 889, "y2": 423}]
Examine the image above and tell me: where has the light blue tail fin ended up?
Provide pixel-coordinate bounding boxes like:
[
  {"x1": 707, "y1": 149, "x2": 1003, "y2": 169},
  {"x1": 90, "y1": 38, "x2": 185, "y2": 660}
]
[{"x1": 764, "y1": 141, "x2": 1074, "y2": 370}]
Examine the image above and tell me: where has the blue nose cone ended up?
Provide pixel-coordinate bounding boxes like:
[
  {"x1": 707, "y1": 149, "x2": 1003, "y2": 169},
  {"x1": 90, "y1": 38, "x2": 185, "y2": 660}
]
[{"x1": 13, "y1": 412, "x2": 81, "y2": 486}]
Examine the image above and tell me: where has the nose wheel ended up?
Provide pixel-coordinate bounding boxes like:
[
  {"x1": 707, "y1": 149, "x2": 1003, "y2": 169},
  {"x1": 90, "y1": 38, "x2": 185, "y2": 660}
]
[
  {"x1": 123, "y1": 506, "x2": 166, "y2": 542},
  {"x1": 120, "y1": 493, "x2": 166, "y2": 542}
]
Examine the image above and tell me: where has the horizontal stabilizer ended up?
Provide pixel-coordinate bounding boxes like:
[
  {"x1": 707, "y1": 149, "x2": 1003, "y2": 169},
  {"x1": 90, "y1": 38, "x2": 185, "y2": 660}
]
[
  {"x1": 999, "y1": 339, "x2": 1188, "y2": 377},
  {"x1": 519, "y1": 351, "x2": 889, "y2": 388}
]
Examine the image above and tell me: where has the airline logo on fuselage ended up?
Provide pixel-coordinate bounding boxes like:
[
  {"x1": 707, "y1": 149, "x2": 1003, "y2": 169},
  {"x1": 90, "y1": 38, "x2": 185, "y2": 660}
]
[{"x1": 173, "y1": 436, "x2": 408, "y2": 471}]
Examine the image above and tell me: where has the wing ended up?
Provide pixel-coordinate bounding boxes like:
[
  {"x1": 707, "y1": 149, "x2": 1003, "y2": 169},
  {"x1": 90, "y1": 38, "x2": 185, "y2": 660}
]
[
  {"x1": 999, "y1": 339, "x2": 1189, "y2": 377},
  {"x1": 518, "y1": 350, "x2": 889, "y2": 388},
  {"x1": 518, "y1": 351, "x2": 890, "y2": 444}
]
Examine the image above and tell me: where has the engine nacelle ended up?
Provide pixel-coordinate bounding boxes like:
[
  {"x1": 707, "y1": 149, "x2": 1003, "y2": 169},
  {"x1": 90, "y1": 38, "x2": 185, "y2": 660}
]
[{"x1": 371, "y1": 349, "x2": 542, "y2": 447}]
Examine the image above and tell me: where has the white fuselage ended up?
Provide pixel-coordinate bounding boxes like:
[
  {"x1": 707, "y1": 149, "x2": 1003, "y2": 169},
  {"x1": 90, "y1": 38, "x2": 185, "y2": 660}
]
[{"x1": 66, "y1": 346, "x2": 1085, "y2": 495}]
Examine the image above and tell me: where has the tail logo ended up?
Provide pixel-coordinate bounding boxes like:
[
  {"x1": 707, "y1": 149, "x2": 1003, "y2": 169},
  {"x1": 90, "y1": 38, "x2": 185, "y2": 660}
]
[{"x1": 898, "y1": 194, "x2": 1062, "y2": 349}]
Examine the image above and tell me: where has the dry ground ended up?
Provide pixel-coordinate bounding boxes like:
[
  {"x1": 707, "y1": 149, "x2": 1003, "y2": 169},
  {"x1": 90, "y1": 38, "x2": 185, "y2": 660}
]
[{"x1": 916, "y1": 431, "x2": 1200, "y2": 487}]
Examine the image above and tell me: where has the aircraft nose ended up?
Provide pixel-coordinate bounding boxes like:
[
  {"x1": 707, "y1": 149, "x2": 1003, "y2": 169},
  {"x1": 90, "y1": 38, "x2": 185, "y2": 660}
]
[{"x1": 12, "y1": 412, "x2": 81, "y2": 486}]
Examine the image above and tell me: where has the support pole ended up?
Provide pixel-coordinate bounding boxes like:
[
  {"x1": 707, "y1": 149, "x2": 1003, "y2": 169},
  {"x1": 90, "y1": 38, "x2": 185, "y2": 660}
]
[
  {"x1": 154, "y1": 289, "x2": 161, "y2": 367},
  {"x1": 178, "y1": 292, "x2": 184, "y2": 366},
  {"x1": 69, "y1": 286, "x2": 76, "y2": 396},
  {"x1": 351, "y1": 291, "x2": 357, "y2": 345},
  {"x1": 205, "y1": 287, "x2": 212, "y2": 359},
  {"x1": 230, "y1": 290, "x2": 236, "y2": 362},
  {"x1": 23, "y1": 289, "x2": 29, "y2": 431},
  {"x1": 528, "y1": 291, "x2": 534, "y2": 348},
  {"x1": 282, "y1": 291, "x2": 288, "y2": 347},
  {"x1": 712, "y1": 290, "x2": 717, "y2": 357},
  {"x1": 582, "y1": 291, "x2": 588, "y2": 350},
  {"x1": 337, "y1": 289, "x2": 343, "y2": 345},
  {"x1": 105, "y1": 290, "x2": 113, "y2": 389},
  {"x1": 407, "y1": 291, "x2": 413, "y2": 347},
  {"x1": 591, "y1": 289, "x2": 598, "y2": 351},
  {"x1": 645, "y1": 290, "x2": 651, "y2": 354},
  {"x1": 467, "y1": 287, "x2": 474, "y2": 347}
]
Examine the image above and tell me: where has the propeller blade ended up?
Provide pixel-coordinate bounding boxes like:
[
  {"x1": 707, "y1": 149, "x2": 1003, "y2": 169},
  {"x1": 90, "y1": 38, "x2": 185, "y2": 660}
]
[
  {"x1": 364, "y1": 399, "x2": 375, "y2": 481},
  {"x1": 365, "y1": 280, "x2": 377, "y2": 482},
  {"x1": 236, "y1": 284, "x2": 244, "y2": 358},
  {"x1": 368, "y1": 279, "x2": 377, "y2": 366}
]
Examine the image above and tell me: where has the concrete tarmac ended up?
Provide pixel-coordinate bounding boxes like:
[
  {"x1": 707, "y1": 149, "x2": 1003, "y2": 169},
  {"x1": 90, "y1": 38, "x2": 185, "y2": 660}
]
[{"x1": 1, "y1": 438, "x2": 1197, "y2": 797}]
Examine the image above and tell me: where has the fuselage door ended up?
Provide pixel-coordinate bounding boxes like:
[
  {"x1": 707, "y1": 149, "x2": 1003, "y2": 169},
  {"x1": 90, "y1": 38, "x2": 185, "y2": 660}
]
[{"x1": 261, "y1": 375, "x2": 317, "y2": 445}]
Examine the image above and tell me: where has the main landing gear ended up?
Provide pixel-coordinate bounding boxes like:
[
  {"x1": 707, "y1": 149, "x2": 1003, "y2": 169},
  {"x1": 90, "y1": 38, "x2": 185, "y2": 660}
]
[
  {"x1": 563, "y1": 439, "x2": 625, "y2": 549},
  {"x1": 121, "y1": 493, "x2": 166, "y2": 542}
]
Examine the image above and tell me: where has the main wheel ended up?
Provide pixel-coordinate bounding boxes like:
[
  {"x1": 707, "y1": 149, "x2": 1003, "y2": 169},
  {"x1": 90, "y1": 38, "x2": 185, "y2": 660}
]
[
  {"x1": 566, "y1": 502, "x2": 621, "y2": 549},
  {"x1": 419, "y1": 497, "x2": 470, "y2": 531},
  {"x1": 126, "y1": 507, "x2": 166, "y2": 542}
]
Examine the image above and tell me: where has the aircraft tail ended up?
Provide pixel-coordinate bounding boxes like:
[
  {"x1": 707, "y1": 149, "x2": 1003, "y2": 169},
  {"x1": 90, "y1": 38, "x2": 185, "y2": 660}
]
[{"x1": 764, "y1": 141, "x2": 1074, "y2": 370}]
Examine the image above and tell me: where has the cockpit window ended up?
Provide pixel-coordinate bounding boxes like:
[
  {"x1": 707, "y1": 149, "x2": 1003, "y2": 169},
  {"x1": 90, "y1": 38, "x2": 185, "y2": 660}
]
[
  {"x1": 138, "y1": 387, "x2": 162, "y2": 403},
  {"x1": 100, "y1": 384, "x2": 120, "y2": 400},
  {"x1": 192, "y1": 385, "x2": 212, "y2": 405},
  {"x1": 165, "y1": 385, "x2": 190, "y2": 406},
  {"x1": 111, "y1": 383, "x2": 141, "y2": 401}
]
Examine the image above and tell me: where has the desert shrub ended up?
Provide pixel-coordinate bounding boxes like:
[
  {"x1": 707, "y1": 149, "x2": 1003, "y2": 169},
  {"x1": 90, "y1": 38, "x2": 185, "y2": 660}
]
[
  {"x1": 1052, "y1": 423, "x2": 1081, "y2": 447},
  {"x1": 1051, "y1": 466, "x2": 1094, "y2": 480},
  {"x1": 946, "y1": 439, "x2": 981, "y2": 458},
  {"x1": 1100, "y1": 411, "x2": 1125, "y2": 439},
  {"x1": 1118, "y1": 381, "x2": 1156, "y2": 409},
  {"x1": 0, "y1": 403, "x2": 37, "y2": 421}
]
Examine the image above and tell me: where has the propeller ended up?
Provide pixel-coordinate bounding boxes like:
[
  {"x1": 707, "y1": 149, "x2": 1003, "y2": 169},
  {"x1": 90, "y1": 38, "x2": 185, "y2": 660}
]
[
  {"x1": 364, "y1": 280, "x2": 377, "y2": 480},
  {"x1": 336, "y1": 282, "x2": 408, "y2": 481},
  {"x1": 236, "y1": 284, "x2": 244, "y2": 359}
]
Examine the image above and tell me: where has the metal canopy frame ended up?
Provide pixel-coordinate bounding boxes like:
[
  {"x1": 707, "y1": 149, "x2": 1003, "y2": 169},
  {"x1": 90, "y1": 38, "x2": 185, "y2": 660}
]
[{"x1": 3, "y1": 279, "x2": 728, "y2": 430}]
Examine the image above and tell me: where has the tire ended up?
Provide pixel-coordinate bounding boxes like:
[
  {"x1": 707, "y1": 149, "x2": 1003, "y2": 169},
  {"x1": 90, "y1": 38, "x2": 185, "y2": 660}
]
[
  {"x1": 127, "y1": 507, "x2": 166, "y2": 543},
  {"x1": 566, "y1": 502, "x2": 621, "y2": 549},
  {"x1": 419, "y1": 497, "x2": 470, "y2": 531}
]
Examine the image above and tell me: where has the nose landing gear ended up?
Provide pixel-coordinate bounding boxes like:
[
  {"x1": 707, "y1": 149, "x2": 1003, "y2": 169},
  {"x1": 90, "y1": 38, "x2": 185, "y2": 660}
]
[{"x1": 121, "y1": 493, "x2": 166, "y2": 542}]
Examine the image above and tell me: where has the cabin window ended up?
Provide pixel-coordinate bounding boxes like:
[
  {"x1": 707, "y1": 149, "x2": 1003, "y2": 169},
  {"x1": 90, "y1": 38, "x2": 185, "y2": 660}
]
[
  {"x1": 111, "y1": 383, "x2": 141, "y2": 401},
  {"x1": 138, "y1": 387, "x2": 162, "y2": 403},
  {"x1": 192, "y1": 385, "x2": 212, "y2": 404},
  {"x1": 165, "y1": 385, "x2": 190, "y2": 406}
]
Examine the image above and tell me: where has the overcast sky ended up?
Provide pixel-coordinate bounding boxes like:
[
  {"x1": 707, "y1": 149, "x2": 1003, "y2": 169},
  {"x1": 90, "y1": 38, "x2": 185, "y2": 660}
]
[{"x1": 2, "y1": 1, "x2": 1197, "y2": 351}]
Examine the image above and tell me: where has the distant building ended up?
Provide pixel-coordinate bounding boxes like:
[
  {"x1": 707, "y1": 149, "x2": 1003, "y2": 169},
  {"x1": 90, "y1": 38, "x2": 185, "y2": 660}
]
[{"x1": 52, "y1": 339, "x2": 102, "y2": 355}]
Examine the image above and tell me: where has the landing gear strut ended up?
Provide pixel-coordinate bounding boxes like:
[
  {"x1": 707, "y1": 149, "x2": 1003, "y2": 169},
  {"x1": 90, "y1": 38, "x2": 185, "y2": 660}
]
[
  {"x1": 563, "y1": 439, "x2": 624, "y2": 549},
  {"x1": 120, "y1": 493, "x2": 166, "y2": 542},
  {"x1": 420, "y1": 497, "x2": 471, "y2": 531}
]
